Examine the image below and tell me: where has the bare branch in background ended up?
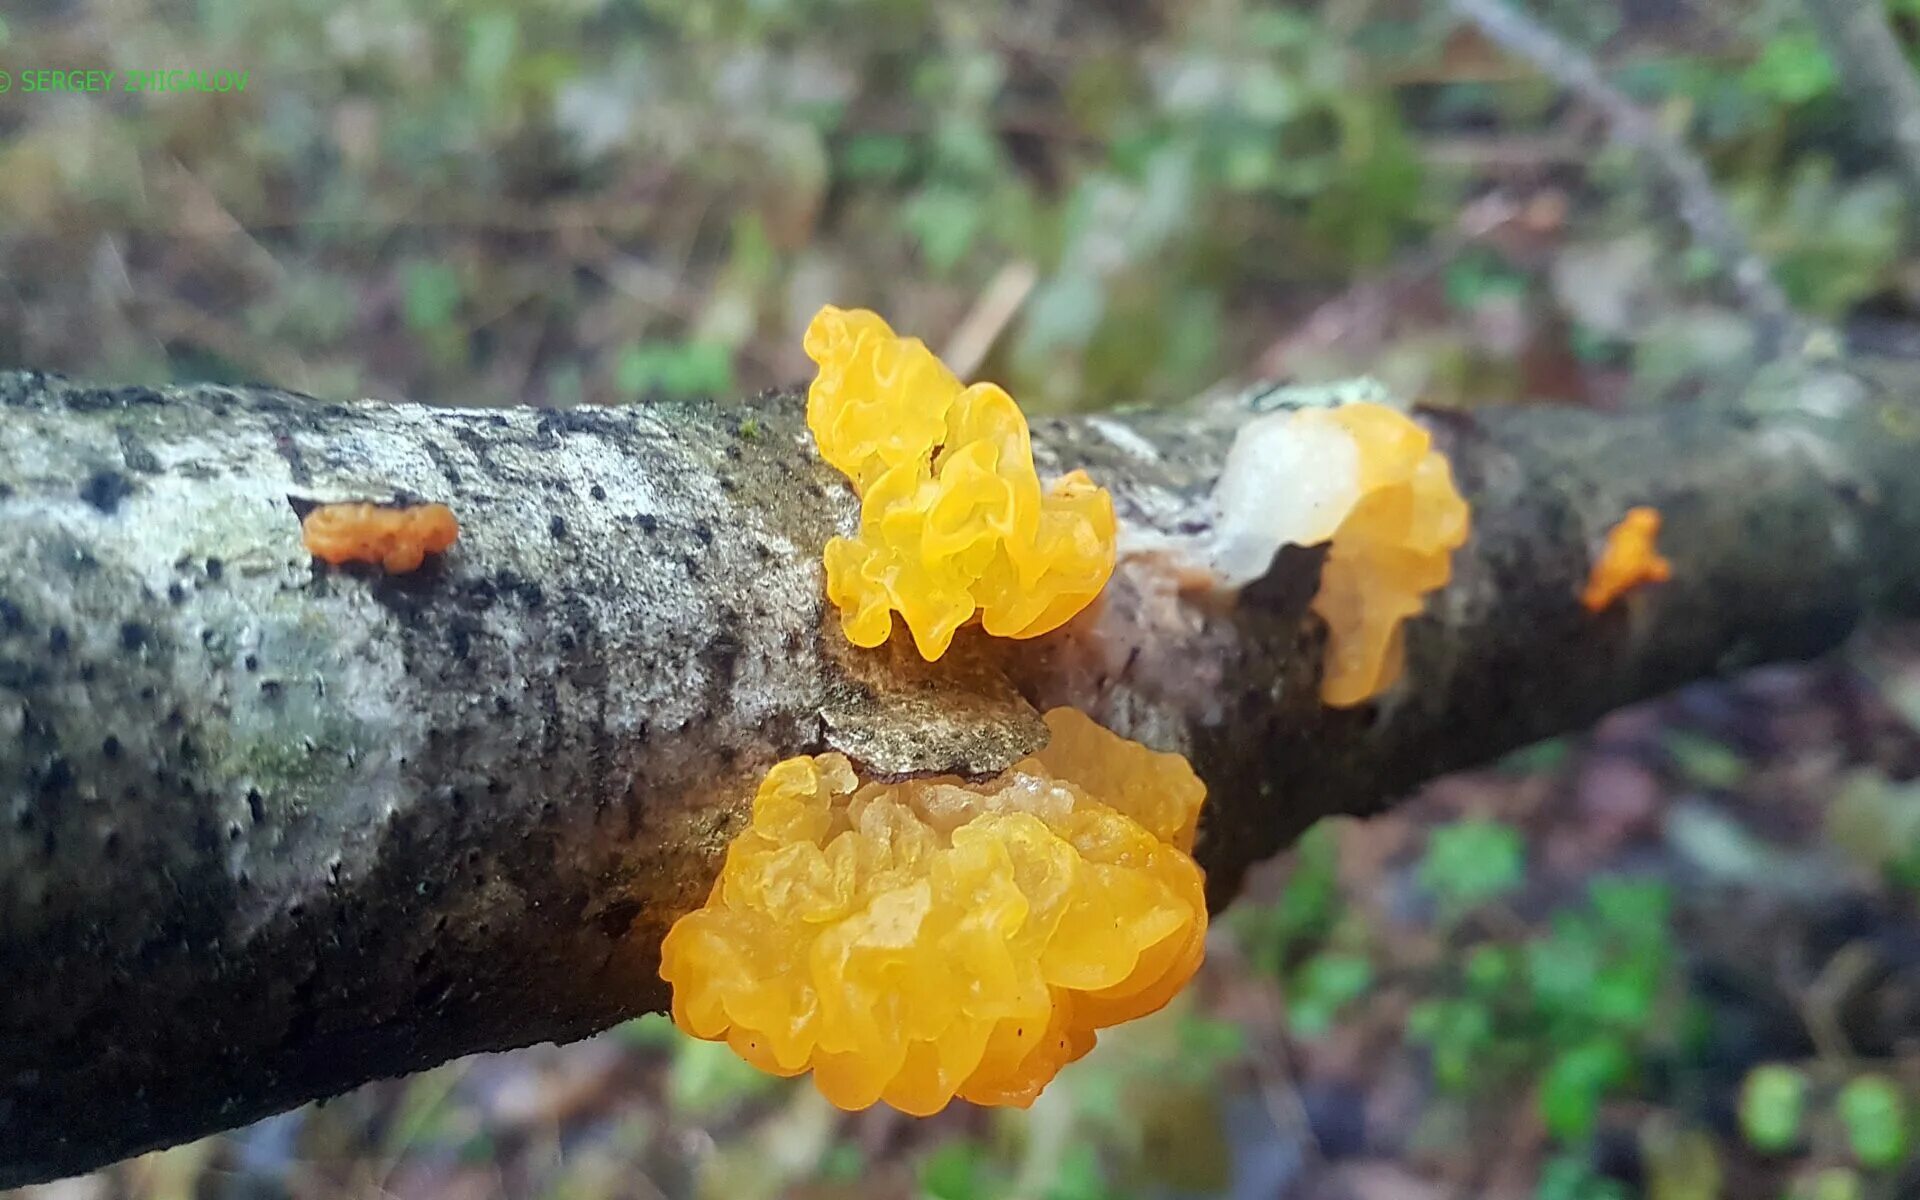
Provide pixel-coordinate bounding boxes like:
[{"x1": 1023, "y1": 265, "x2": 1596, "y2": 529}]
[
  {"x1": 1803, "y1": 0, "x2": 1920, "y2": 208},
  {"x1": 1448, "y1": 0, "x2": 1806, "y2": 353}
]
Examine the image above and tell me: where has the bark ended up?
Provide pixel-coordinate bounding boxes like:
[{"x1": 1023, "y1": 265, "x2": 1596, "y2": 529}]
[{"x1": 1, "y1": 358, "x2": 1917, "y2": 1185}]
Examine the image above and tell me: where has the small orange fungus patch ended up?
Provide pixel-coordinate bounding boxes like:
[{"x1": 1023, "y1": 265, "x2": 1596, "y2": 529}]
[
  {"x1": 301, "y1": 502, "x2": 459, "y2": 573},
  {"x1": 1581, "y1": 506, "x2": 1671, "y2": 612},
  {"x1": 804, "y1": 305, "x2": 1117, "y2": 660},
  {"x1": 659, "y1": 707, "x2": 1208, "y2": 1115}
]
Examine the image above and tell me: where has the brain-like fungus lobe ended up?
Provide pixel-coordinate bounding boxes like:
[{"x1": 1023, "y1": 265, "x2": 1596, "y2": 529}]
[
  {"x1": 1202, "y1": 402, "x2": 1471, "y2": 707},
  {"x1": 658, "y1": 707, "x2": 1208, "y2": 1115},
  {"x1": 1582, "y1": 506, "x2": 1672, "y2": 612},
  {"x1": 301, "y1": 501, "x2": 460, "y2": 573},
  {"x1": 804, "y1": 305, "x2": 1117, "y2": 661}
]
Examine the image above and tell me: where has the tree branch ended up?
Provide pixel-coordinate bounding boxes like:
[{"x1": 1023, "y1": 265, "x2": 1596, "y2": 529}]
[
  {"x1": 3, "y1": 360, "x2": 1917, "y2": 1184},
  {"x1": 1449, "y1": 0, "x2": 1806, "y2": 352}
]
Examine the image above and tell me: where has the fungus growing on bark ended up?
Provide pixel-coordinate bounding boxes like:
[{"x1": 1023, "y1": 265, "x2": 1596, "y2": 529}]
[
  {"x1": 1195, "y1": 401, "x2": 1471, "y2": 706},
  {"x1": 804, "y1": 306, "x2": 1117, "y2": 661},
  {"x1": 301, "y1": 502, "x2": 459, "y2": 573},
  {"x1": 1581, "y1": 506, "x2": 1671, "y2": 612},
  {"x1": 658, "y1": 707, "x2": 1207, "y2": 1115}
]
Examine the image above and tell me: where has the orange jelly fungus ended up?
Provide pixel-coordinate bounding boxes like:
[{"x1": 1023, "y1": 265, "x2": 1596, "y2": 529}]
[
  {"x1": 658, "y1": 707, "x2": 1208, "y2": 1115},
  {"x1": 804, "y1": 305, "x2": 1118, "y2": 661},
  {"x1": 1581, "y1": 506, "x2": 1671, "y2": 613},
  {"x1": 300, "y1": 502, "x2": 460, "y2": 573},
  {"x1": 1307, "y1": 405, "x2": 1471, "y2": 708}
]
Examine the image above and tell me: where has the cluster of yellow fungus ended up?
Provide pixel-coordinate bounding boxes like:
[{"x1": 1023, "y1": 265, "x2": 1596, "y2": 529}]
[
  {"x1": 1201, "y1": 401, "x2": 1470, "y2": 707},
  {"x1": 804, "y1": 305, "x2": 1118, "y2": 661},
  {"x1": 301, "y1": 501, "x2": 460, "y2": 573},
  {"x1": 658, "y1": 707, "x2": 1208, "y2": 1115},
  {"x1": 1581, "y1": 506, "x2": 1671, "y2": 612}
]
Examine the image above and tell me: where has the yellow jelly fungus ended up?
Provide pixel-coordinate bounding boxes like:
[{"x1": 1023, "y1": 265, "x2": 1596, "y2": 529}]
[
  {"x1": 658, "y1": 707, "x2": 1208, "y2": 1115},
  {"x1": 1197, "y1": 400, "x2": 1470, "y2": 707},
  {"x1": 1308, "y1": 404, "x2": 1472, "y2": 707},
  {"x1": 1581, "y1": 506, "x2": 1672, "y2": 613},
  {"x1": 804, "y1": 305, "x2": 1118, "y2": 660}
]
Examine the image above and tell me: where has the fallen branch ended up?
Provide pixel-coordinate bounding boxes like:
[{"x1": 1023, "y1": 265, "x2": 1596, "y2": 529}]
[{"x1": 2, "y1": 359, "x2": 1917, "y2": 1184}]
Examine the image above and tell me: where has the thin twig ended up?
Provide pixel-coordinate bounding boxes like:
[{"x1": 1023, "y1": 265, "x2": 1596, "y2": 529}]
[
  {"x1": 1802, "y1": 0, "x2": 1920, "y2": 207},
  {"x1": 1448, "y1": 0, "x2": 1805, "y2": 355},
  {"x1": 942, "y1": 260, "x2": 1039, "y2": 379}
]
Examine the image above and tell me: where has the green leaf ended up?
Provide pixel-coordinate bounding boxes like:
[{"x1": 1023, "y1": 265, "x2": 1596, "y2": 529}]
[
  {"x1": 1827, "y1": 771, "x2": 1920, "y2": 890},
  {"x1": 1274, "y1": 821, "x2": 1342, "y2": 937},
  {"x1": 1837, "y1": 1074, "x2": 1909, "y2": 1169},
  {"x1": 1662, "y1": 731, "x2": 1748, "y2": 789},
  {"x1": 1246, "y1": 9, "x2": 1320, "y2": 50},
  {"x1": 1587, "y1": 959, "x2": 1660, "y2": 1028},
  {"x1": 1537, "y1": 1152, "x2": 1630, "y2": 1200},
  {"x1": 1288, "y1": 951, "x2": 1373, "y2": 1037},
  {"x1": 616, "y1": 1012, "x2": 679, "y2": 1048},
  {"x1": 1228, "y1": 821, "x2": 1346, "y2": 976},
  {"x1": 464, "y1": 12, "x2": 519, "y2": 94},
  {"x1": 841, "y1": 133, "x2": 915, "y2": 181},
  {"x1": 1540, "y1": 1039, "x2": 1630, "y2": 1140},
  {"x1": 931, "y1": 116, "x2": 1001, "y2": 181},
  {"x1": 401, "y1": 262, "x2": 462, "y2": 333},
  {"x1": 818, "y1": 1141, "x2": 865, "y2": 1183},
  {"x1": 1466, "y1": 944, "x2": 1517, "y2": 995},
  {"x1": 1044, "y1": 1144, "x2": 1106, "y2": 1200},
  {"x1": 1641, "y1": 1123, "x2": 1722, "y2": 1200},
  {"x1": 1741, "y1": 32, "x2": 1836, "y2": 106},
  {"x1": 615, "y1": 339, "x2": 734, "y2": 399},
  {"x1": 1221, "y1": 131, "x2": 1281, "y2": 191},
  {"x1": 1020, "y1": 271, "x2": 1107, "y2": 363},
  {"x1": 1793, "y1": 1167, "x2": 1864, "y2": 1200},
  {"x1": 1234, "y1": 63, "x2": 1300, "y2": 124},
  {"x1": 1730, "y1": 159, "x2": 1905, "y2": 316},
  {"x1": 1408, "y1": 999, "x2": 1495, "y2": 1093},
  {"x1": 902, "y1": 187, "x2": 983, "y2": 273},
  {"x1": 1499, "y1": 737, "x2": 1571, "y2": 774},
  {"x1": 1536, "y1": 1154, "x2": 1589, "y2": 1200},
  {"x1": 545, "y1": 363, "x2": 584, "y2": 409},
  {"x1": 1739, "y1": 1064, "x2": 1808, "y2": 1153},
  {"x1": 1303, "y1": 94, "x2": 1424, "y2": 265},
  {"x1": 1178, "y1": 1013, "x2": 1248, "y2": 1066},
  {"x1": 1442, "y1": 250, "x2": 1529, "y2": 311},
  {"x1": 666, "y1": 1033, "x2": 775, "y2": 1116},
  {"x1": 1419, "y1": 819, "x2": 1525, "y2": 913},
  {"x1": 1527, "y1": 916, "x2": 1603, "y2": 1013},
  {"x1": 921, "y1": 1141, "x2": 1000, "y2": 1200},
  {"x1": 1588, "y1": 879, "x2": 1671, "y2": 943}
]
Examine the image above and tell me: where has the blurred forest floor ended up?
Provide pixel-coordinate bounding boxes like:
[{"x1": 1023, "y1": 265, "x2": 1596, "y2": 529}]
[{"x1": 6, "y1": 0, "x2": 1920, "y2": 1197}]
